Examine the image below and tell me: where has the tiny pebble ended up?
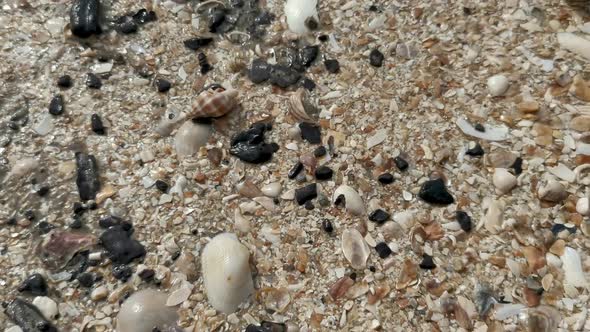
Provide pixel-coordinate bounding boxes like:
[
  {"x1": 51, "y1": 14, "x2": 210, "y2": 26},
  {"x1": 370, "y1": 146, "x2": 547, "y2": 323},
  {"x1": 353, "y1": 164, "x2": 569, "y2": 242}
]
[
  {"x1": 474, "y1": 123, "x2": 485, "y2": 132},
  {"x1": 322, "y1": 219, "x2": 333, "y2": 233},
  {"x1": 299, "y1": 122, "x2": 322, "y2": 144},
  {"x1": 77, "y1": 272, "x2": 95, "y2": 288},
  {"x1": 49, "y1": 95, "x2": 65, "y2": 116},
  {"x1": 394, "y1": 156, "x2": 409, "y2": 171},
  {"x1": 324, "y1": 59, "x2": 340, "y2": 73},
  {"x1": 313, "y1": 146, "x2": 327, "y2": 157},
  {"x1": 86, "y1": 73, "x2": 102, "y2": 89},
  {"x1": 302, "y1": 78, "x2": 316, "y2": 91},
  {"x1": 314, "y1": 165, "x2": 333, "y2": 180},
  {"x1": 155, "y1": 180, "x2": 169, "y2": 193},
  {"x1": 57, "y1": 75, "x2": 72, "y2": 88},
  {"x1": 304, "y1": 201, "x2": 315, "y2": 210},
  {"x1": 369, "y1": 49, "x2": 384, "y2": 67},
  {"x1": 419, "y1": 254, "x2": 436, "y2": 269},
  {"x1": 91, "y1": 114, "x2": 105, "y2": 135},
  {"x1": 466, "y1": 143, "x2": 484, "y2": 157},
  {"x1": 288, "y1": 162, "x2": 304, "y2": 179},
  {"x1": 156, "y1": 78, "x2": 171, "y2": 92},
  {"x1": 295, "y1": 183, "x2": 317, "y2": 205},
  {"x1": 455, "y1": 211, "x2": 472, "y2": 232},
  {"x1": 369, "y1": 209, "x2": 390, "y2": 224},
  {"x1": 375, "y1": 242, "x2": 392, "y2": 258},
  {"x1": 18, "y1": 273, "x2": 48, "y2": 296},
  {"x1": 377, "y1": 173, "x2": 394, "y2": 184}
]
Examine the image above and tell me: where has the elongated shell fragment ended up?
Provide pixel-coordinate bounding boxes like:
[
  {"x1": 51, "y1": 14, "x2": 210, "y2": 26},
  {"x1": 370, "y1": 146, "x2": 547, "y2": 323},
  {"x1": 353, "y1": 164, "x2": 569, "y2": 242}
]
[
  {"x1": 201, "y1": 233, "x2": 254, "y2": 313},
  {"x1": 189, "y1": 86, "x2": 239, "y2": 119}
]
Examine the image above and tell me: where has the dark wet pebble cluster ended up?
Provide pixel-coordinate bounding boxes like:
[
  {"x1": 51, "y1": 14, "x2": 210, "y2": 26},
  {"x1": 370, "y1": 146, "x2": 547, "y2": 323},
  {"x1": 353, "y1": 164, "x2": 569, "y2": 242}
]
[
  {"x1": 230, "y1": 122, "x2": 279, "y2": 163},
  {"x1": 75, "y1": 153, "x2": 100, "y2": 201},
  {"x1": 203, "y1": 0, "x2": 274, "y2": 38},
  {"x1": 247, "y1": 45, "x2": 319, "y2": 88}
]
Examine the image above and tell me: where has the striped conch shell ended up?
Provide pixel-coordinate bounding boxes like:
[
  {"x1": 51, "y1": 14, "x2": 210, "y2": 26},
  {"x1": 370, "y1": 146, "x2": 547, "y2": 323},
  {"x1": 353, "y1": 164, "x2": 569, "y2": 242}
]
[
  {"x1": 288, "y1": 88, "x2": 318, "y2": 123},
  {"x1": 188, "y1": 85, "x2": 239, "y2": 119}
]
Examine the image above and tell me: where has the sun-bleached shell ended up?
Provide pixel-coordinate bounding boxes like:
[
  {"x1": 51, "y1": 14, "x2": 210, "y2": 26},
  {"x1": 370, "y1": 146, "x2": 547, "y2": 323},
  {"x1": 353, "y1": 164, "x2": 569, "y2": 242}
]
[
  {"x1": 116, "y1": 289, "x2": 180, "y2": 332},
  {"x1": 561, "y1": 247, "x2": 588, "y2": 288},
  {"x1": 174, "y1": 120, "x2": 212, "y2": 157},
  {"x1": 576, "y1": 197, "x2": 590, "y2": 216},
  {"x1": 492, "y1": 168, "x2": 517, "y2": 194},
  {"x1": 341, "y1": 228, "x2": 370, "y2": 269},
  {"x1": 333, "y1": 185, "x2": 365, "y2": 215},
  {"x1": 189, "y1": 87, "x2": 239, "y2": 119},
  {"x1": 285, "y1": 0, "x2": 319, "y2": 34},
  {"x1": 201, "y1": 233, "x2": 254, "y2": 314}
]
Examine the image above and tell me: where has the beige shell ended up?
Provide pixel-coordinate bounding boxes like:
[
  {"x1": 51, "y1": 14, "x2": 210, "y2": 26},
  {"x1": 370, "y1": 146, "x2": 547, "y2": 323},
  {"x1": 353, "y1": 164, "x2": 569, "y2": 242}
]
[
  {"x1": 189, "y1": 86, "x2": 239, "y2": 119},
  {"x1": 288, "y1": 88, "x2": 318, "y2": 123}
]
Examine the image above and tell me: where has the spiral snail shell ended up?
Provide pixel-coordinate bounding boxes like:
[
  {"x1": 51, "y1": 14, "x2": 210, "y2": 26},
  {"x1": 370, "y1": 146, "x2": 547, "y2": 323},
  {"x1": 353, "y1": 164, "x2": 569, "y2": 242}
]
[{"x1": 188, "y1": 85, "x2": 239, "y2": 119}]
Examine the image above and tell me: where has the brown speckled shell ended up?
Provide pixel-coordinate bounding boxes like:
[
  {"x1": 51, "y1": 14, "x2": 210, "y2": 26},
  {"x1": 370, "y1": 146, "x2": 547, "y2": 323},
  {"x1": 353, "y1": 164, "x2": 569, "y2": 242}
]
[{"x1": 189, "y1": 87, "x2": 239, "y2": 119}]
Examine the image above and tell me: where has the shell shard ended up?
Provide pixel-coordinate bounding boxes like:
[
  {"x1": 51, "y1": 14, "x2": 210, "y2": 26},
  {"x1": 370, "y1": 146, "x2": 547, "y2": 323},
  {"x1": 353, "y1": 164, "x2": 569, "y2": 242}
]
[
  {"x1": 341, "y1": 229, "x2": 370, "y2": 269},
  {"x1": 288, "y1": 88, "x2": 318, "y2": 123},
  {"x1": 189, "y1": 86, "x2": 239, "y2": 119},
  {"x1": 561, "y1": 247, "x2": 588, "y2": 288},
  {"x1": 174, "y1": 120, "x2": 212, "y2": 157},
  {"x1": 201, "y1": 233, "x2": 254, "y2": 314}
]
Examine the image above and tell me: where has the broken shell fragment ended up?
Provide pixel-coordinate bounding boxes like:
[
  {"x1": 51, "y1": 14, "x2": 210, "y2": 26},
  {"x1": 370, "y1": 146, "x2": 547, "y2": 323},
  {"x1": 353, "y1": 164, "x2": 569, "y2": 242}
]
[
  {"x1": 288, "y1": 88, "x2": 318, "y2": 123},
  {"x1": 333, "y1": 185, "x2": 365, "y2": 215},
  {"x1": 561, "y1": 247, "x2": 588, "y2": 288},
  {"x1": 174, "y1": 120, "x2": 212, "y2": 157},
  {"x1": 116, "y1": 289, "x2": 180, "y2": 332},
  {"x1": 341, "y1": 229, "x2": 370, "y2": 269},
  {"x1": 4, "y1": 157, "x2": 39, "y2": 182},
  {"x1": 492, "y1": 168, "x2": 517, "y2": 195},
  {"x1": 537, "y1": 180, "x2": 567, "y2": 203},
  {"x1": 201, "y1": 233, "x2": 254, "y2": 314}
]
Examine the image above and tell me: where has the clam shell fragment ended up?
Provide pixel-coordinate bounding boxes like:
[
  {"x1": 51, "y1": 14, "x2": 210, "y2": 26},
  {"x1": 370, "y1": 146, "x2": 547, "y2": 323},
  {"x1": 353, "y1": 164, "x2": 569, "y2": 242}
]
[{"x1": 341, "y1": 229, "x2": 370, "y2": 269}]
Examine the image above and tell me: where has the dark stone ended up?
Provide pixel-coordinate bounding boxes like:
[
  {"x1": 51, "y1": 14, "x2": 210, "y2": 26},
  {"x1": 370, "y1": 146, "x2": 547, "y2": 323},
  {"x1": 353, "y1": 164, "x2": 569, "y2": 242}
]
[
  {"x1": 183, "y1": 37, "x2": 214, "y2": 51},
  {"x1": 304, "y1": 201, "x2": 314, "y2": 210},
  {"x1": 208, "y1": 7, "x2": 227, "y2": 32},
  {"x1": 269, "y1": 65, "x2": 301, "y2": 88},
  {"x1": 304, "y1": 16, "x2": 319, "y2": 30},
  {"x1": 248, "y1": 59, "x2": 271, "y2": 83},
  {"x1": 375, "y1": 242, "x2": 392, "y2": 258},
  {"x1": 171, "y1": 251, "x2": 181, "y2": 261},
  {"x1": 70, "y1": 0, "x2": 102, "y2": 38},
  {"x1": 99, "y1": 225, "x2": 146, "y2": 264},
  {"x1": 318, "y1": 34, "x2": 328, "y2": 42},
  {"x1": 57, "y1": 75, "x2": 73, "y2": 88},
  {"x1": 70, "y1": 217, "x2": 83, "y2": 229},
  {"x1": 455, "y1": 211, "x2": 472, "y2": 232},
  {"x1": 138, "y1": 269, "x2": 155, "y2": 281},
  {"x1": 369, "y1": 5, "x2": 379, "y2": 11},
  {"x1": 295, "y1": 183, "x2": 317, "y2": 205},
  {"x1": 37, "y1": 186, "x2": 50, "y2": 197},
  {"x1": 302, "y1": 78, "x2": 316, "y2": 91},
  {"x1": 466, "y1": 143, "x2": 484, "y2": 157},
  {"x1": 377, "y1": 173, "x2": 394, "y2": 184},
  {"x1": 77, "y1": 272, "x2": 95, "y2": 287},
  {"x1": 6, "y1": 217, "x2": 17, "y2": 226},
  {"x1": 369, "y1": 49, "x2": 384, "y2": 67},
  {"x1": 474, "y1": 123, "x2": 485, "y2": 132},
  {"x1": 156, "y1": 79, "x2": 171, "y2": 93},
  {"x1": 511, "y1": 157, "x2": 523, "y2": 175},
  {"x1": 324, "y1": 59, "x2": 340, "y2": 73},
  {"x1": 418, "y1": 178, "x2": 454, "y2": 205},
  {"x1": 98, "y1": 215, "x2": 128, "y2": 229},
  {"x1": 299, "y1": 122, "x2": 321, "y2": 144},
  {"x1": 18, "y1": 274, "x2": 48, "y2": 296},
  {"x1": 369, "y1": 209, "x2": 390, "y2": 224},
  {"x1": 463, "y1": 7, "x2": 473, "y2": 15},
  {"x1": 261, "y1": 321, "x2": 287, "y2": 332},
  {"x1": 313, "y1": 146, "x2": 327, "y2": 158},
  {"x1": 314, "y1": 166, "x2": 333, "y2": 180},
  {"x1": 37, "y1": 222, "x2": 55, "y2": 234},
  {"x1": 321, "y1": 219, "x2": 333, "y2": 233},
  {"x1": 551, "y1": 224, "x2": 576, "y2": 236},
  {"x1": 394, "y1": 156, "x2": 409, "y2": 171},
  {"x1": 48, "y1": 95, "x2": 65, "y2": 116},
  {"x1": 198, "y1": 52, "x2": 213, "y2": 74},
  {"x1": 114, "y1": 15, "x2": 138, "y2": 34},
  {"x1": 64, "y1": 251, "x2": 89, "y2": 279},
  {"x1": 230, "y1": 123, "x2": 278, "y2": 164},
  {"x1": 86, "y1": 73, "x2": 102, "y2": 89},
  {"x1": 419, "y1": 254, "x2": 436, "y2": 269},
  {"x1": 91, "y1": 113, "x2": 105, "y2": 135},
  {"x1": 288, "y1": 162, "x2": 304, "y2": 179},
  {"x1": 75, "y1": 153, "x2": 100, "y2": 201},
  {"x1": 5, "y1": 298, "x2": 57, "y2": 332},
  {"x1": 299, "y1": 45, "x2": 319, "y2": 68},
  {"x1": 112, "y1": 264, "x2": 133, "y2": 281},
  {"x1": 155, "y1": 180, "x2": 169, "y2": 193},
  {"x1": 132, "y1": 9, "x2": 157, "y2": 24}
]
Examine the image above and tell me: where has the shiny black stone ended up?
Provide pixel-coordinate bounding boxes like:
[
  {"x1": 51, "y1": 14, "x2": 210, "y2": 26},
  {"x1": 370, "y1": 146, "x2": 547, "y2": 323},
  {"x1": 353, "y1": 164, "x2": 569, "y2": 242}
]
[
  {"x1": 324, "y1": 59, "x2": 340, "y2": 73},
  {"x1": 156, "y1": 79, "x2": 171, "y2": 92},
  {"x1": 48, "y1": 95, "x2": 65, "y2": 116},
  {"x1": 321, "y1": 219, "x2": 333, "y2": 233},
  {"x1": 230, "y1": 123, "x2": 278, "y2": 164},
  {"x1": 57, "y1": 75, "x2": 72, "y2": 88},
  {"x1": 295, "y1": 183, "x2": 317, "y2": 205},
  {"x1": 419, "y1": 254, "x2": 436, "y2": 269},
  {"x1": 455, "y1": 211, "x2": 472, "y2": 232},
  {"x1": 474, "y1": 123, "x2": 485, "y2": 132},
  {"x1": 302, "y1": 78, "x2": 316, "y2": 91},
  {"x1": 114, "y1": 15, "x2": 138, "y2": 34},
  {"x1": 377, "y1": 173, "x2": 394, "y2": 184},
  {"x1": 375, "y1": 242, "x2": 392, "y2": 258},
  {"x1": 299, "y1": 122, "x2": 321, "y2": 144},
  {"x1": 466, "y1": 143, "x2": 484, "y2": 157},
  {"x1": 288, "y1": 162, "x2": 304, "y2": 179},
  {"x1": 314, "y1": 166, "x2": 333, "y2": 180},
  {"x1": 248, "y1": 58, "x2": 271, "y2": 84},
  {"x1": 418, "y1": 178, "x2": 454, "y2": 205},
  {"x1": 511, "y1": 157, "x2": 523, "y2": 175},
  {"x1": 184, "y1": 37, "x2": 214, "y2": 50},
  {"x1": 394, "y1": 156, "x2": 409, "y2": 171},
  {"x1": 18, "y1": 274, "x2": 48, "y2": 296},
  {"x1": 299, "y1": 45, "x2": 319, "y2": 68},
  {"x1": 112, "y1": 264, "x2": 133, "y2": 281},
  {"x1": 132, "y1": 9, "x2": 157, "y2": 24},
  {"x1": 37, "y1": 222, "x2": 55, "y2": 234},
  {"x1": 313, "y1": 146, "x2": 327, "y2": 158},
  {"x1": 91, "y1": 113, "x2": 105, "y2": 135},
  {"x1": 369, "y1": 49, "x2": 384, "y2": 67},
  {"x1": 99, "y1": 225, "x2": 145, "y2": 264},
  {"x1": 369, "y1": 209, "x2": 390, "y2": 224},
  {"x1": 155, "y1": 180, "x2": 169, "y2": 193},
  {"x1": 208, "y1": 7, "x2": 227, "y2": 32},
  {"x1": 70, "y1": 0, "x2": 102, "y2": 38},
  {"x1": 37, "y1": 186, "x2": 50, "y2": 197},
  {"x1": 77, "y1": 272, "x2": 95, "y2": 287}
]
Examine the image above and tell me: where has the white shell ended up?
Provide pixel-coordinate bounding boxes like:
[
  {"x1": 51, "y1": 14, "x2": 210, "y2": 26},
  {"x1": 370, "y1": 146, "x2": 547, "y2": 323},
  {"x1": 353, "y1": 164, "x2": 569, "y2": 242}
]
[
  {"x1": 456, "y1": 118, "x2": 509, "y2": 141},
  {"x1": 261, "y1": 182, "x2": 282, "y2": 198},
  {"x1": 32, "y1": 296, "x2": 58, "y2": 320},
  {"x1": 174, "y1": 121, "x2": 212, "y2": 157},
  {"x1": 557, "y1": 32, "x2": 590, "y2": 62},
  {"x1": 116, "y1": 289, "x2": 180, "y2": 332},
  {"x1": 576, "y1": 197, "x2": 590, "y2": 216},
  {"x1": 492, "y1": 168, "x2": 517, "y2": 194},
  {"x1": 285, "y1": 0, "x2": 319, "y2": 34},
  {"x1": 201, "y1": 233, "x2": 254, "y2": 314},
  {"x1": 561, "y1": 247, "x2": 588, "y2": 288},
  {"x1": 537, "y1": 180, "x2": 567, "y2": 203},
  {"x1": 332, "y1": 185, "x2": 365, "y2": 216},
  {"x1": 341, "y1": 229, "x2": 370, "y2": 269},
  {"x1": 487, "y1": 74, "x2": 509, "y2": 96}
]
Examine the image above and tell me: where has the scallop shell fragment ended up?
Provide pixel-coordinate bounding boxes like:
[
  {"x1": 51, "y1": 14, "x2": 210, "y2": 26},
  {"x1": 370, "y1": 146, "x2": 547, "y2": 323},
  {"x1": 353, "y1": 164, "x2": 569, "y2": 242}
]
[
  {"x1": 288, "y1": 88, "x2": 318, "y2": 123},
  {"x1": 189, "y1": 86, "x2": 239, "y2": 119},
  {"x1": 341, "y1": 228, "x2": 370, "y2": 269}
]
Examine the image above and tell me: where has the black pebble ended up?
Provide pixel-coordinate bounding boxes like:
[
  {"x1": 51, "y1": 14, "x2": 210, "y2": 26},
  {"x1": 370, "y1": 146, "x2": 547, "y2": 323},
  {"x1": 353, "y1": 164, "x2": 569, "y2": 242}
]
[
  {"x1": 18, "y1": 274, "x2": 48, "y2": 296},
  {"x1": 138, "y1": 269, "x2": 155, "y2": 281},
  {"x1": 377, "y1": 173, "x2": 394, "y2": 184},
  {"x1": 248, "y1": 59, "x2": 271, "y2": 84},
  {"x1": 394, "y1": 156, "x2": 409, "y2": 171},
  {"x1": 230, "y1": 123, "x2": 278, "y2": 164},
  {"x1": 91, "y1": 114, "x2": 105, "y2": 135},
  {"x1": 37, "y1": 186, "x2": 50, "y2": 197},
  {"x1": 99, "y1": 225, "x2": 146, "y2": 264},
  {"x1": 511, "y1": 157, "x2": 523, "y2": 175},
  {"x1": 369, "y1": 49, "x2": 384, "y2": 67},
  {"x1": 156, "y1": 79, "x2": 171, "y2": 93},
  {"x1": 313, "y1": 146, "x2": 327, "y2": 158},
  {"x1": 455, "y1": 211, "x2": 472, "y2": 232},
  {"x1": 551, "y1": 224, "x2": 576, "y2": 236},
  {"x1": 302, "y1": 78, "x2": 316, "y2": 91},
  {"x1": 369, "y1": 209, "x2": 390, "y2": 224},
  {"x1": 112, "y1": 264, "x2": 133, "y2": 281},
  {"x1": 318, "y1": 34, "x2": 328, "y2": 42},
  {"x1": 208, "y1": 7, "x2": 226, "y2": 33},
  {"x1": 70, "y1": 0, "x2": 102, "y2": 38},
  {"x1": 133, "y1": 9, "x2": 157, "y2": 24},
  {"x1": 295, "y1": 183, "x2": 317, "y2": 205},
  {"x1": 198, "y1": 52, "x2": 213, "y2": 74},
  {"x1": 324, "y1": 59, "x2": 340, "y2": 73},
  {"x1": 155, "y1": 180, "x2": 169, "y2": 193},
  {"x1": 314, "y1": 166, "x2": 333, "y2": 180},
  {"x1": 299, "y1": 122, "x2": 321, "y2": 144},
  {"x1": 57, "y1": 75, "x2": 72, "y2": 88},
  {"x1": 269, "y1": 64, "x2": 301, "y2": 88},
  {"x1": 321, "y1": 219, "x2": 333, "y2": 233},
  {"x1": 375, "y1": 242, "x2": 392, "y2": 259},
  {"x1": 49, "y1": 95, "x2": 65, "y2": 116},
  {"x1": 115, "y1": 15, "x2": 138, "y2": 34},
  {"x1": 184, "y1": 37, "x2": 214, "y2": 50},
  {"x1": 5, "y1": 298, "x2": 57, "y2": 332},
  {"x1": 288, "y1": 162, "x2": 304, "y2": 179},
  {"x1": 463, "y1": 7, "x2": 473, "y2": 15},
  {"x1": 37, "y1": 222, "x2": 55, "y2": 234},
  {"x1": 70, "y1": 217, "x2": 83, "y2": 229},
  {"x1": 77, "y1": 272, "x2": 95, "y2": 287},
  {"x1": 98, "y1": 215, "x2": 126, "y2": 229},
  {"x1": 304, "y1": 201, "x2": 315, "y2": 210},
  {"x1": 419, "y1": 254, "x2": 436, "y2": 270},
  {"x1": 474, "y1": 123, "x2": 485, "y2": 132},
  {"x1": 6, "y1": 217, "x2": 17, "y2": 226},
  {"x1": 76, "y1": 152, "x2": 100, "y2": 201},
  {"x1": 465, "y1": 143, "x2": 484, "y2": 157},
  {"x1": 418, "y1": 178, "x2": 454, "y2": 205},
  {"x1": 300, "y1": 45, "x2": 319, "y2": 68},
  {"x1": 369, "y1": 5, "x2": 379, "y2": 11},
  {"x1": 171, "y1": 251, "x2": 181, "y2": 260}
]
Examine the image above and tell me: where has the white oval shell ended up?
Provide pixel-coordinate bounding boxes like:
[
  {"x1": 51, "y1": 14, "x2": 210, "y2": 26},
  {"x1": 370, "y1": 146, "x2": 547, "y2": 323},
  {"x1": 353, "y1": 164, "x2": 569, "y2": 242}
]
[
  {"x1": 561, "y1": 247, "x2": 588, "y2": 288},
  {"x1": 201, "y1": 233, "x2": 254, "y2": 314},
  {"x1": 285, "y1": 0, "x2": 319, "y2": 34},
  {"x1": 341, "y1": 229, "x2": 370, "y2": 269},
  {"x1": 487, "y1": 74, "x2": 509, "y2": 96},
  {"x1": 174, "y1": 121, "x2": 212, "y2": 157},
  {"x1": 332, "y1": 185, "x2": 365, "y2": 215},
  {"x1": 116, "y1": 289, "x2": 180, "y2": 332},
  {"x1": 492, "y1": 168, "x2": 517, "y2": 194},
  {"x1": 576, "y1": 197, "x2": 590, "y2": 216}
]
